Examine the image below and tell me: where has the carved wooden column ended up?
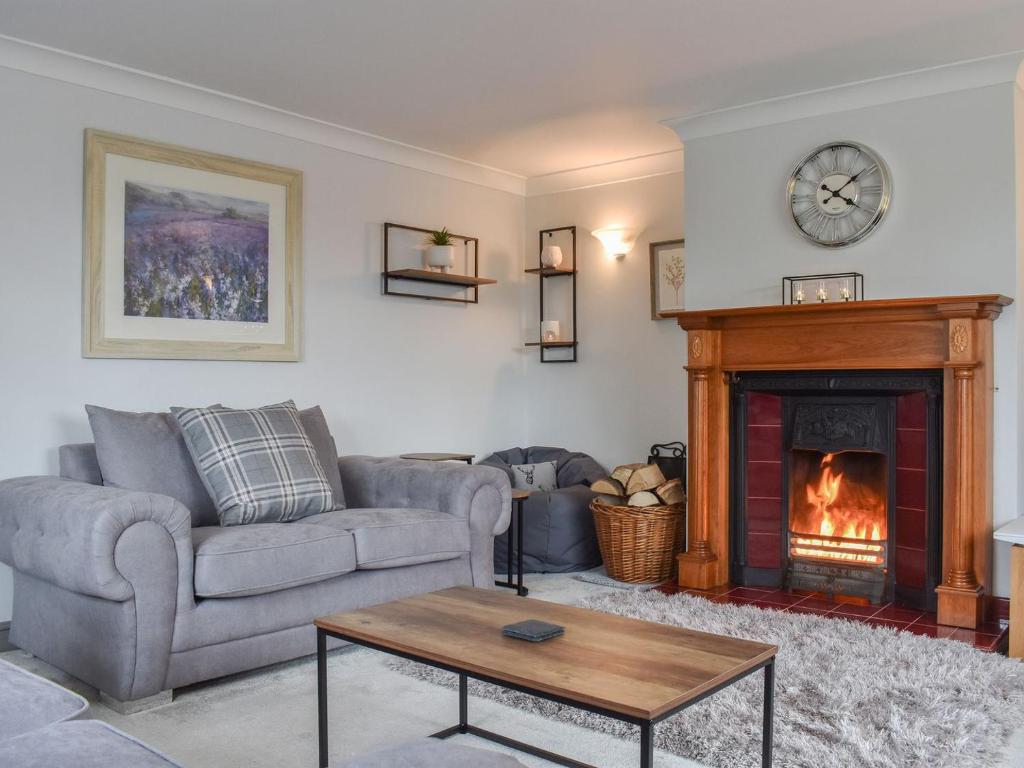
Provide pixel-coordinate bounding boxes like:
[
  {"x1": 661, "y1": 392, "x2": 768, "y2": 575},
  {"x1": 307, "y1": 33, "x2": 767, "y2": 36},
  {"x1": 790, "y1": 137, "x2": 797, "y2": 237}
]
[
  {"x1": 936, "y1": 317, "x2": 984, "y2": 628},
  {"x1": 677, "y1": 329, "x2": 729, "y2": 589}
]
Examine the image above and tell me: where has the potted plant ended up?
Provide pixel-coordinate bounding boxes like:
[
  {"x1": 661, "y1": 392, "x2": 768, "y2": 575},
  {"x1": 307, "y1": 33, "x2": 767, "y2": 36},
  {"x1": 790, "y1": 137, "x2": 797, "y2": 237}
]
[{"x1": 425, "y1": 228, "x2": 456, "y2": 272}]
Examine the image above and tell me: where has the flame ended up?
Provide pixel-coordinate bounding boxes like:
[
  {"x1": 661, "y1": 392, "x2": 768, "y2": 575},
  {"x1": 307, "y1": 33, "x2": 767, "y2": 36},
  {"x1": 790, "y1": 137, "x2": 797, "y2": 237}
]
[{"x1": 790, "y1": 453, "x2": 886, "y2": 567}]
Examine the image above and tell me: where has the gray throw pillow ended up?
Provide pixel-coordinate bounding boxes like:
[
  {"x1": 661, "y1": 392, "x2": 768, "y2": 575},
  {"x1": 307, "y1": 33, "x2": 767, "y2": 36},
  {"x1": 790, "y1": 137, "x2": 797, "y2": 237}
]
[
  {"x1": 172, "y1": 400, "x2": 335, "y2": 526},
  {"x1": 298, "y1": 406, "x2": 346, "y2": 509},
  {"x1": 86, "y1": 405, "x2": 219, "y2": 527},
  {"x1": 510, "y1": 461, "x2": 558, "y2": 493}
]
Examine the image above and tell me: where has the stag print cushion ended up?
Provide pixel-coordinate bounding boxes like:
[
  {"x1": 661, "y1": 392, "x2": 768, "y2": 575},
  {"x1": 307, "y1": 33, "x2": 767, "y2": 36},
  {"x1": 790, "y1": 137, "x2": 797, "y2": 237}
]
[
  {"x1": 510, "y1": 461, "x2": 557, "y2": 493},
  {"x1": 172, "y1": 400, "x2": 335, "y2": 526}
]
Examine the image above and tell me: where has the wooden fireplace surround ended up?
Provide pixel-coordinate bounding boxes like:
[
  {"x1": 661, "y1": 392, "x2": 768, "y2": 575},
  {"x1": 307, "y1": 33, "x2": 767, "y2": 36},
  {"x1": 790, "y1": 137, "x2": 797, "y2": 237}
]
[{"x1": 664, "y1": 295, "x2": 1012, "y2": 628}]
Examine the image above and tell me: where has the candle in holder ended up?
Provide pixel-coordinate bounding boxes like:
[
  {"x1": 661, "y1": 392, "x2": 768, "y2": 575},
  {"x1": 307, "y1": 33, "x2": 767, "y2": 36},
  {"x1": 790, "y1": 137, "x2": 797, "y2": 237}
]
[
  {"x1": 541, "y1": 320, "x2": 560, "y2": 342},
  {"x1": 817, "y1": 281, "x2": 828, "y2": 303},
  {"x1": 794, "y1": 282, "x2": 805, "y2": 304},
  {"x1": 840, "y1": 279, "x2": 851, "y2": 301}
]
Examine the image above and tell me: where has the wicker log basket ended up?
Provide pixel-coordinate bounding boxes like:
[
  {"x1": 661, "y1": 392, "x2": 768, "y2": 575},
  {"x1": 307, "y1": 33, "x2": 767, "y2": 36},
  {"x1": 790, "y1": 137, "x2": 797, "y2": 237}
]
[{"x1": 590, "y1": 499, "x2": 686, "y2": 584}]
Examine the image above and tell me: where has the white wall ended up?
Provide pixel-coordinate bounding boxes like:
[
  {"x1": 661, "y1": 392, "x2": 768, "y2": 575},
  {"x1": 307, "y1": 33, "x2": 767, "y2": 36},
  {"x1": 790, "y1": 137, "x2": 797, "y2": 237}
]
[
  {"x1": 680, "y1": 83, "x2": 1021, "y2": 595},
  {"x1": 523, "y1": 173, "x2": 688, "y2": 472},
  {"x1": 0, "y1": 66, "x2": 528, "y2": 621}
]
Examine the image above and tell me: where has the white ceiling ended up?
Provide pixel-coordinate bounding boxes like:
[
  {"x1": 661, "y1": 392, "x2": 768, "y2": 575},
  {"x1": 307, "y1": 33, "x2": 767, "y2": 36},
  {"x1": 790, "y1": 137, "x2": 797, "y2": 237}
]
[{"x1": 2, "y1": 0, "x2": 1023, "y2": 178}]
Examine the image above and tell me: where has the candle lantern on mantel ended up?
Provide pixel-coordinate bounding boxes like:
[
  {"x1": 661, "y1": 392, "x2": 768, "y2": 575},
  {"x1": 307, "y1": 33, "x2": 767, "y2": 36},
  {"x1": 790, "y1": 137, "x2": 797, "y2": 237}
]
[{"x1": 782, "y1": 272, "x2": 864, "y2": 305}]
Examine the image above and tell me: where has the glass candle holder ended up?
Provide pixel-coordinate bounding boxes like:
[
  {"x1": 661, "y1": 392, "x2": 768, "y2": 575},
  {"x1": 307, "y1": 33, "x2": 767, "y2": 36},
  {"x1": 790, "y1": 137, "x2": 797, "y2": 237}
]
[{"x1": 541, "y1": 320, "x2": 560, "y2": 342}]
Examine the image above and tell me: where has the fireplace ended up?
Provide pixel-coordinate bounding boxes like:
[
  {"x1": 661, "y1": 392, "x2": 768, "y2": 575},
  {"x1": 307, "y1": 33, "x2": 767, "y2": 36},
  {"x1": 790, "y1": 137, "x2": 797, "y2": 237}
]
[
  {"x1": 788, "y1": 450, "x2": 888, "y2": 601},
  {"x1": 664, "y1": 295, "x2": 1011, "y2": 628},
  {"x1": 729, "y1": 371, "x2": 942, "y2": 609}
]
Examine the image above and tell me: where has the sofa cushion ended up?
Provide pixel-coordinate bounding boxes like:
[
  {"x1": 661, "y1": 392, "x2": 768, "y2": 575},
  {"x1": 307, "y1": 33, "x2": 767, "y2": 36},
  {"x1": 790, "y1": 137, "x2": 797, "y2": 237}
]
[
  {"x1": 298, "y1": 406, "x2": 346, "y2": 509},
  {"x1": 340, "y1": 739, "x2": 525, "y2": 767},
  {"x1": 0, "y1": 721, "x2": 184, "y2": 768},
  {"x1": 173, "y1": 400, "x2": 335, "y2": 526},
  {"x1": 192, "y1": 522, "x2": 356, "y2": 598},
  {"x1": 307, "y1": 508, "x2": 469, "y2": 569},
  {"x1": 0, "y1": 659, "x2": 88, "y2": 741},
  {"x1": 85, "y1": 405, "x2": 220, "y2": 527}
]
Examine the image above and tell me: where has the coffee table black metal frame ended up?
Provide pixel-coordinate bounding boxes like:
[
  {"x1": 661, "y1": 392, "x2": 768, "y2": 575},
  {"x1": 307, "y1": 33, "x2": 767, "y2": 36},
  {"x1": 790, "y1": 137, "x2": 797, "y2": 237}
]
[
  {"x1": 316, "y1": 627, "x2": 774, "y2": 768},
  {"x1": 494, "y1": 492, "x2": 528, "y2": 596}
]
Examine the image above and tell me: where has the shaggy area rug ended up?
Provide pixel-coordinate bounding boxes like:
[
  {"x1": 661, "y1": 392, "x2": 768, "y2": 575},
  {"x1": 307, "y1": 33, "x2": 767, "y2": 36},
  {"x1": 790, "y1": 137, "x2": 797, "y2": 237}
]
[{"x1": 388, "y1": 590, "x2": 1024, "y2": 768}]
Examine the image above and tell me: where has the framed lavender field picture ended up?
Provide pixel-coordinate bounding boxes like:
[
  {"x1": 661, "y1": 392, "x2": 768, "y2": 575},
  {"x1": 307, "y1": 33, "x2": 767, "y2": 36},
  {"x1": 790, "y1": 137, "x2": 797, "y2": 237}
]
[
  {"x1": 649, "y1": 238, "x2": 685, "y2": 319},
  {"x1": 83, "y1": 130, "x2": 302, "y2": 360}
]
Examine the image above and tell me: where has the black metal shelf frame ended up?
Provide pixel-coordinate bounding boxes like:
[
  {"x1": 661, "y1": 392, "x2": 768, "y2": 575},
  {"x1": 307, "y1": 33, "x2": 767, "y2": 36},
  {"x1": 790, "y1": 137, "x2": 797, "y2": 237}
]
[
  {"x1": 382, "y1": 222, "x2": 485, "y2": 304},
  {"x1": 529, "y1": 226, "x2": 577, "y2": 363}
]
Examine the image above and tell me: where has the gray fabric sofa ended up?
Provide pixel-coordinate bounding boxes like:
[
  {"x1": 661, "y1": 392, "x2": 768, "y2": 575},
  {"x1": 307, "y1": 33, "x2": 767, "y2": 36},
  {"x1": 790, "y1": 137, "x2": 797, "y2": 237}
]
[
  {"x1": 0, "y1": 446, "x2": 510, "y2": 710},
  {"x1": 480, "y1": 446, "x2": 605, "y2": 573}
]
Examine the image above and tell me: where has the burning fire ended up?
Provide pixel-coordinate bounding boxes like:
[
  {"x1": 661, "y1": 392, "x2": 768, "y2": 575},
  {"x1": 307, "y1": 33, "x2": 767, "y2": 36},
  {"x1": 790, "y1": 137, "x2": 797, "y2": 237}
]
[{"x1": 790, "y1": 453, "x2": 886, "y2": 567}]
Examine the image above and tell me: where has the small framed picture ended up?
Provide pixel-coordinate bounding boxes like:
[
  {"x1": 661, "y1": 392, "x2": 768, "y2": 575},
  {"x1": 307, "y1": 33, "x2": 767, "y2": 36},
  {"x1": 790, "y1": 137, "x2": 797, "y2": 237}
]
[
  {"x1": 649, "y1": 238, "x2": 685, "y2": 319},
  {"x1": 83, "y1": 130, "x2": 303, "y2": 361}
]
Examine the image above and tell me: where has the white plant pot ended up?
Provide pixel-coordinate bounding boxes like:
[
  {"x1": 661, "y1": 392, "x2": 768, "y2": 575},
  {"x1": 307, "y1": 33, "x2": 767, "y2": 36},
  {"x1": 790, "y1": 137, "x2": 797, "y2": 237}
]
[
  {"x1": 541, "y1": 245, "x2": 564, "y2": 268},
  {"x1": 427, "y1": 245, "x2": 456, "y2": 272}
]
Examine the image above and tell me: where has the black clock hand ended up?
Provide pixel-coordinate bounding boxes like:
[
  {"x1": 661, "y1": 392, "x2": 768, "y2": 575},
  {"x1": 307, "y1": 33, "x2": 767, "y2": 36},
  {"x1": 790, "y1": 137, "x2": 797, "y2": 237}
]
[{"x1": 849, "y1": 163, "x2": 877, "y2": 182}]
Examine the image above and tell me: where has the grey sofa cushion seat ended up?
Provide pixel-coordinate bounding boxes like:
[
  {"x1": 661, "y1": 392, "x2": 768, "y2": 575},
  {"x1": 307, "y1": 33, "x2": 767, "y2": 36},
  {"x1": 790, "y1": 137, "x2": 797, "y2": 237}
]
[
  {"x1": 82, "y1": 404, "x2": 345, "y2": 528},
  {"x1": 192, "y1": 522, "x2": 356, "y2": 598},
  {"x1": 307, "y1": 508, "x2": 470, "y2": 569},
  {"x1": 298, "y1": 405, "x2": 346, "y2": 507},
  {"x1": 0, "y1": 721, "x2": 183, "y2": 767},
  {"x1": 0, "y1": 659, "x2": 88, "y2": 741},
  {"x1": 86, "y1": 405, "x2": 220, "y2": 527},
  {"x1": 340, "y1": 739, "x2": 525, "y2": 767}
]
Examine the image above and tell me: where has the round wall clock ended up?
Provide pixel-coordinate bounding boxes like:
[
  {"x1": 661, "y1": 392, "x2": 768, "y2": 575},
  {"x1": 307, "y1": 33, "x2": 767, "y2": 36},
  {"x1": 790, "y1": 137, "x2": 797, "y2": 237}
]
[{"x1": 786, "y1": 140, "x2": 892, "y2": 248}]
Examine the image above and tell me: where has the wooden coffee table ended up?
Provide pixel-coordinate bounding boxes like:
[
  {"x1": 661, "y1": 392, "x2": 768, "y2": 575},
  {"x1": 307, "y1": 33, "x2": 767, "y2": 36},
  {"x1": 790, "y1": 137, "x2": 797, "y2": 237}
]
[{"x1": 315, "y1": 586, "x2": 777, "y2": 768}]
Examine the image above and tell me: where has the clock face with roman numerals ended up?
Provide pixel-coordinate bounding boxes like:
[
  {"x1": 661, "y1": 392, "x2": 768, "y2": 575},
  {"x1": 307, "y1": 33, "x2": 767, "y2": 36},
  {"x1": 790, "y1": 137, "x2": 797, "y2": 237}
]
[{"x1": 787, "y1": 141, "x2": 892, "y2": 248}]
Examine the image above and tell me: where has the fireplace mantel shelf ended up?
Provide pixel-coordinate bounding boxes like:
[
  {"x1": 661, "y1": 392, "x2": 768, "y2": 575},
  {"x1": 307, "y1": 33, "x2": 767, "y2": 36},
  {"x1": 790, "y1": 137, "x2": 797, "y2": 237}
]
[
  {"x1": 672, "y1": 293, "x2": 1013, "y2": 630},
  {"x1": 661, "y1": 294, "x2": 1012, "y2": 330}
]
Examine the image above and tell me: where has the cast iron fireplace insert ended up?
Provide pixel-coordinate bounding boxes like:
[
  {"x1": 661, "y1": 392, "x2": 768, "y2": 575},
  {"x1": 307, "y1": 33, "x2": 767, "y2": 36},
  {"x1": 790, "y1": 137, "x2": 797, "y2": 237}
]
[{"x1": 729, "y1": 370, "x2": 942, "y2": 610}]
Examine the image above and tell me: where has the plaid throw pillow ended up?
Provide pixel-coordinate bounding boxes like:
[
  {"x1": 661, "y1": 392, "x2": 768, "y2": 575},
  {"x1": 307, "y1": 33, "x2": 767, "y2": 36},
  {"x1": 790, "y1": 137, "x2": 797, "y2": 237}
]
[{"x1": 172, "y1": 400, "x2": 335, "y2": 526}]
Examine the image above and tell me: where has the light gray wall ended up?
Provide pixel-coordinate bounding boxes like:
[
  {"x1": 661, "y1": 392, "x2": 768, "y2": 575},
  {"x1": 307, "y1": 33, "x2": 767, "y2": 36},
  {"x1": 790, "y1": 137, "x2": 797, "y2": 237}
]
[
  {"x1": 523, "y1": 173, "x2": 688, "y2": 472},
  {"x1": 0, "y1": 66, "x2": 528, "y2": 621},
  {"x1": 681, "y1": 83, "x2": 1021, "y2": 595}
]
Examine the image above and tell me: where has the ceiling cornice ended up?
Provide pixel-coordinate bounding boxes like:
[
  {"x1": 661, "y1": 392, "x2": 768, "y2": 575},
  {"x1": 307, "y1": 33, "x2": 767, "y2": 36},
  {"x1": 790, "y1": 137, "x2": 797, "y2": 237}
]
[
  {"x1": 0, "y1": 34, "x2": 528, "y2": 195},
  {"x1": 665, "y1": 50, "x2": 1024, "y2": 142},
  {"x1": 525, "y1": 149, "x2": 684, "y2": 197}
]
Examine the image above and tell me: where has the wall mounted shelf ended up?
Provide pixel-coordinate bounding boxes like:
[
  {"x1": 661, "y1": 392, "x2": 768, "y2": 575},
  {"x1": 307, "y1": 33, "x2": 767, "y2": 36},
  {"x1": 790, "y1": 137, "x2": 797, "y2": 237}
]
[
  {"x1": 385, "y1": 269, "x2": 497, "y2": 287},
  {"x1": 382, "y1": 222, "x2": 494, "y2": 304},
  {"x1": 526, "y1": 226, "x2": 577, "y2": 363},
  {"x1": 524, "y1": 267, "x2": 576, "y2": 278}
]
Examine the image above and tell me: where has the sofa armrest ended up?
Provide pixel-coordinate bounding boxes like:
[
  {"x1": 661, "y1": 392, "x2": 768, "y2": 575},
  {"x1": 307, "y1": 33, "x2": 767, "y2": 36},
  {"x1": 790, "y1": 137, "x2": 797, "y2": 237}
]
[
  {"x1": 0, "y1": 476, "x2": 193, "y2": 602},
  {"x1": 338, "y1": 457, "x2": 511, "y2": 586}
]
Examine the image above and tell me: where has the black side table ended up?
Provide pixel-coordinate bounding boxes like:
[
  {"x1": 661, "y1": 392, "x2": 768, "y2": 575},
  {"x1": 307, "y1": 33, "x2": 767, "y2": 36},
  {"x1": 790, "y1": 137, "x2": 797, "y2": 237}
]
[{"x1": 494, "y1": 490, "x2": 528, "y2": 596}]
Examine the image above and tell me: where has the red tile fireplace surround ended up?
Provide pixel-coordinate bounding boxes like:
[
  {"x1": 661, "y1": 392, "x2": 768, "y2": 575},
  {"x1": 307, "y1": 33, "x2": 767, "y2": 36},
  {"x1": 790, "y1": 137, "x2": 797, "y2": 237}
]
[
  {"x1": 732, "y1": 375, "x2": 940, "y2": 610},
  {"x1": 662, "y1": 295, "x2": 1012, "y2": 628}
]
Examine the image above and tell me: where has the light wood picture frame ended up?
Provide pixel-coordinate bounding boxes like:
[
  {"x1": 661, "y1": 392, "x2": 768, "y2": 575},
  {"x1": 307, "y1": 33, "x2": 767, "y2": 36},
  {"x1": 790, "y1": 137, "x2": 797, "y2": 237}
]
[
  {"x1": 649, "y1": 238, "x2": 685, "y2": 320},
  {"x1": 83, "y1": 129, "x2": 302, "y2": 361}
]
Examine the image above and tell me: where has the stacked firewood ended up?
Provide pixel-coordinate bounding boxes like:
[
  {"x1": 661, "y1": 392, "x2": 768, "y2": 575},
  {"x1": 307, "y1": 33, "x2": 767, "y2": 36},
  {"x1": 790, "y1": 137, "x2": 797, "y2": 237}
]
[{"x1": 591, "y1": 463, "x2": 684, "y2": 507}]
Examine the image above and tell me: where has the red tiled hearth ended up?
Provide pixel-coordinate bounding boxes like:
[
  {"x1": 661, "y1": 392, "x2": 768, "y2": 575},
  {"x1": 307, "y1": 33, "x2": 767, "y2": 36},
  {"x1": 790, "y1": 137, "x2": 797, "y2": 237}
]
[{"x1": 657, "y1": 583, "x2": 1009, "y2": 652}]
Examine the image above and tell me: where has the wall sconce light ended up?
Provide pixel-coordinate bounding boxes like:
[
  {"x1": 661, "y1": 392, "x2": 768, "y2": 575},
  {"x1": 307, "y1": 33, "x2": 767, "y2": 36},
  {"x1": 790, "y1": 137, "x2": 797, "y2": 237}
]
[{"x1": 591, "y1": 227, "x2": 637, "y2": 261}]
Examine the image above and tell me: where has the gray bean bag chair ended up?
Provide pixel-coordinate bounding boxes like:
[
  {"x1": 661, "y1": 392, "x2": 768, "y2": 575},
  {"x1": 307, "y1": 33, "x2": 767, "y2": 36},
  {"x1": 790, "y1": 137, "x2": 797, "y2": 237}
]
[{"x1": 480, "y1": 446, "x2": 606, "y2": 573}]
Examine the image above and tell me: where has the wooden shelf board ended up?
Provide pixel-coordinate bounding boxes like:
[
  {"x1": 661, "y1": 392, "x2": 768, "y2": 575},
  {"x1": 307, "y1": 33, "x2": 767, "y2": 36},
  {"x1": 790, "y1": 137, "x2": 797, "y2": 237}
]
[
  {"x1": 524, "y1": 341, "x2": 578, "y2": 348},
  {"x1": 525, "y1": 267, "x2": 576, "y2": 277},
  {"x1": 385, "y1": 269, "x2": 497, "y2": 287}
]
